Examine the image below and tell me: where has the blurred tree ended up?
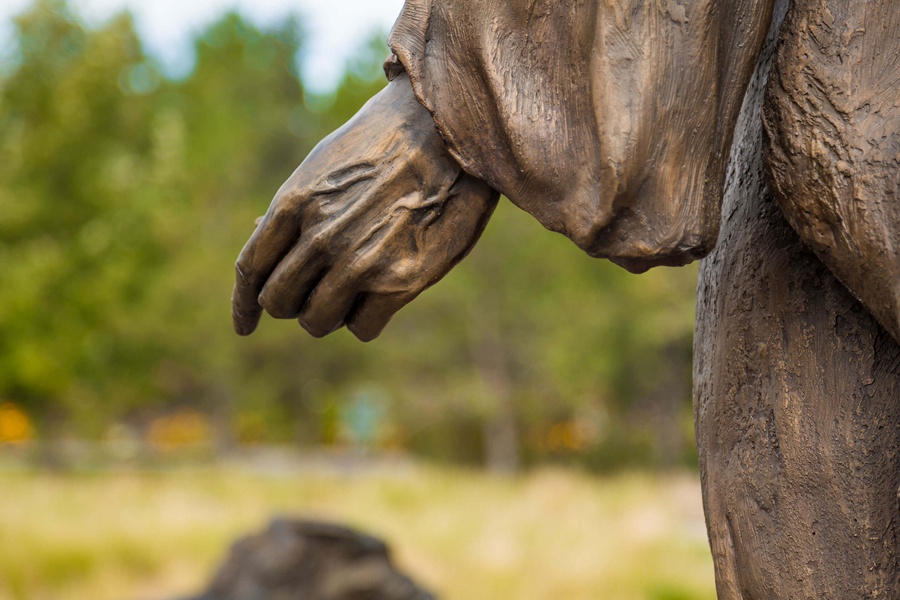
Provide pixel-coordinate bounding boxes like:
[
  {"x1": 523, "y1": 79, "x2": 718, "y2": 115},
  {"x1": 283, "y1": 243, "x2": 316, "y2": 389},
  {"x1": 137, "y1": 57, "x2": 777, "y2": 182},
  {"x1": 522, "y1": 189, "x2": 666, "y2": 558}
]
[
  {"x1": 149, "y1": 11, "x2": 314, "y2": 448},
  {"x1": 305, "y1": 31, "x2": 391, "y2": 137},
  {"x1": 0, "y1": 0, "x2": 167, "y2": 429},
  {"x1": 0, "y1": 0, "x2": 698, "y2": 471},
  {"x1": 373, "y1": 201, "x2": 697, "y2": 472}
]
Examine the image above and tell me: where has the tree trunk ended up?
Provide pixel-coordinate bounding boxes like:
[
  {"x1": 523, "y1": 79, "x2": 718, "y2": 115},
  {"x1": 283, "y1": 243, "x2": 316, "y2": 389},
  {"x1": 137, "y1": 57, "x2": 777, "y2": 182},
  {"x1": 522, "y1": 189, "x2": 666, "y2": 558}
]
[{"x1": 470, "y1": 302, "x2": 520, "y2": 475}]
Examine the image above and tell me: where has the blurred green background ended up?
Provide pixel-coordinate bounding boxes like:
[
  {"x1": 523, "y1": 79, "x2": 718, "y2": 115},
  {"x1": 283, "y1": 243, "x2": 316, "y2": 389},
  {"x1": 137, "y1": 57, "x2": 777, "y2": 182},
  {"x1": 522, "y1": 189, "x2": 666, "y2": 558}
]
[
  {"x1": 0, "y1": 1, "x2": 709, "y2": 598},
  {"x1": 0, "y1": 0, "x2": 699, "y2": 471}
]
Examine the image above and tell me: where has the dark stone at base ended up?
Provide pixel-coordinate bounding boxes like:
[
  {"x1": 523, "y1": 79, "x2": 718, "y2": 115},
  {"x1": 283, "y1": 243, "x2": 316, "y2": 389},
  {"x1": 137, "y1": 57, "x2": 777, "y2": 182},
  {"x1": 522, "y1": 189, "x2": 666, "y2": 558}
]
[{"x1": 179, "y1": 519, "x2": 436, "y2": 600}]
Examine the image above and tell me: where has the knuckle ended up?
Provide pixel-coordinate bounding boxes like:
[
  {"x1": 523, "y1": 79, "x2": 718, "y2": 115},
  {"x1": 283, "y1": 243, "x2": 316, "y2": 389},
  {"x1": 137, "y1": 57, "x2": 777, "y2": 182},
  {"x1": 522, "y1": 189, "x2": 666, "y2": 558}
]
[
  {"x1": 274, "y1": 185, "x2": 303, "y2": 205},
  {"x1": 302, "y1": 237, "x2": 337, "y2": 265},
  {"x1": 268, "y1": 204, "x2": 294, "y2": 226},
  {"x1": 269, "y1": 193, "x2": 304, "y2": 223},
  {"x1": 306, "y1": 229, "x2": 331, "y2": 252},
  {"x1": 386, "y1": 259, "x2": 425, "y2": 289}
]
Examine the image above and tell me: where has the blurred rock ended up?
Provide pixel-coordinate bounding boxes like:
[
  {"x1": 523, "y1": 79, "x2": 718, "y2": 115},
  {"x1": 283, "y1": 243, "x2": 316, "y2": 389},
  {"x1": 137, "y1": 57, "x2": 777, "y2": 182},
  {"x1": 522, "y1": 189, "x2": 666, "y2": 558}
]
[{"x1": 180, "y1": 518, "x2": 436, "y2": 600}]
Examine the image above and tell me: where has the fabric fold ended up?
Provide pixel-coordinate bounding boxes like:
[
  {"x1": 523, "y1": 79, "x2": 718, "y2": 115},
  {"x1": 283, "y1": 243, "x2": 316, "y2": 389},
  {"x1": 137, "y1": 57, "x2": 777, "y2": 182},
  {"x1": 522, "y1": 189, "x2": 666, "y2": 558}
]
[{"x1": 388, "y1": 0, "x2": 774, "y2": 272}]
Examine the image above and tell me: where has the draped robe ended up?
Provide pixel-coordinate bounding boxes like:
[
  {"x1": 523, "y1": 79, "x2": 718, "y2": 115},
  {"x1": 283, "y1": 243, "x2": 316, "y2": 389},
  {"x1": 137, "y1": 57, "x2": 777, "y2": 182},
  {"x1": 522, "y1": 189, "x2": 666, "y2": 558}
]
[{"x1": 386, "y1": 0, "x2": 774, "y2": 273}]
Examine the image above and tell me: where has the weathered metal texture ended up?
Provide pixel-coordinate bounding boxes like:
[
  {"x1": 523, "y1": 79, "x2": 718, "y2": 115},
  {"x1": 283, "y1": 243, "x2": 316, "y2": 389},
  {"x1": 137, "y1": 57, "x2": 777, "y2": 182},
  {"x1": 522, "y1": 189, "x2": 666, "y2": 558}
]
[
  {"x1": 695, "y1": 1, "x2": 900, "y2": 597},
  {"x1": 232, "y1": 74, "x2": 498, "y2": 341},
  {"x1": 389, "y1": 0, "x2": 775, "y2": 273},
  {"x1": 764, "y1": 0, "x2": 900, "y2": 343}
]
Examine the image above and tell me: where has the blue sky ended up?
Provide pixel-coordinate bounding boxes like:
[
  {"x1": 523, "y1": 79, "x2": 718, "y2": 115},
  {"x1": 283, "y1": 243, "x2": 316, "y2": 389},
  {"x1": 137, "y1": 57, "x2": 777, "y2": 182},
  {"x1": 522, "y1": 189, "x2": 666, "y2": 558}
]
[{"x1": 0, "y1": 0, "x2": 405, "y2": 92}]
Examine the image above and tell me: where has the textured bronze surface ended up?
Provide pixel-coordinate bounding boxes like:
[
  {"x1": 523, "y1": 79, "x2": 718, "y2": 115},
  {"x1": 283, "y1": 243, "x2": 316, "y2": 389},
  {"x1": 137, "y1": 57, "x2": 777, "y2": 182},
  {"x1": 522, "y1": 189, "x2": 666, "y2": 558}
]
[
  {"x1": 233, "y1": 0, "x2": 900, "y2": 596},
  {"x1": 764, "y1": 0, "x2": 900, "y2": 343},
  {"x1": 232, "y1": 74, "x2": 497, "y2": 341},
  {"x1": 390, "y1": 0, "x2": 774, "y2": 272},
  {"x1": 696, "y1": 2, "x2": 900, "y2": 596}
]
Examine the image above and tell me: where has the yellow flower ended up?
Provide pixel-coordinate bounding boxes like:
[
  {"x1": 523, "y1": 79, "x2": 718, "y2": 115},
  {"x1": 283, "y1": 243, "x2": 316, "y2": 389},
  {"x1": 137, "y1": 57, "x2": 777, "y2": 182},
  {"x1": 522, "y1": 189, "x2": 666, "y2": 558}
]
[{"x1": 0, "y1": 402, "x2": 34, "y2": 445}]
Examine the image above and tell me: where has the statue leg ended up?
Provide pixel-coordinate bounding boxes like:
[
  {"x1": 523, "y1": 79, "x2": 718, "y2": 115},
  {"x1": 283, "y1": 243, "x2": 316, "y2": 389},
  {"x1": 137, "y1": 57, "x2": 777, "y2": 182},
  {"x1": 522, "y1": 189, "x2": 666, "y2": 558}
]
[
  {"x1": 694, "y1": 2, "x2": 900, "y2": 596},
  {"x1": 696, "y1": 199, "x2": 900, "y2": 599}
]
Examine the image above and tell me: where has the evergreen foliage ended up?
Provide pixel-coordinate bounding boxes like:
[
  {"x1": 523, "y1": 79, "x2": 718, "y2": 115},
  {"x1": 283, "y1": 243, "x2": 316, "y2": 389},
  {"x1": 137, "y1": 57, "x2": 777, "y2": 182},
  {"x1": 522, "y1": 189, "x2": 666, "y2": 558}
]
[{"x1": 0, "y1": 0, "x2": 698, "y2": 469}]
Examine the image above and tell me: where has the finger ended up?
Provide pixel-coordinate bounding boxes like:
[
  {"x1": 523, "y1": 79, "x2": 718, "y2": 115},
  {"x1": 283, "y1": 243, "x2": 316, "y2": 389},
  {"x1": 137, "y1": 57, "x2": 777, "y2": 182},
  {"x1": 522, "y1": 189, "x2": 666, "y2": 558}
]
[
  {"x1": 297, "y1": 269, "x2": 361, "y2": 338},
  {"x1": 232, "y1": 261, "x2": 264, "y2": 336},
  {"x1": 346, "y1": 292, "x2": 415, "y2": 342},
  {"x1": 258, "y1": 241, "x2": 326, "y2": 320},
  {"x1": 232, "y1": 203, "x2": 303, "y2": 335}
]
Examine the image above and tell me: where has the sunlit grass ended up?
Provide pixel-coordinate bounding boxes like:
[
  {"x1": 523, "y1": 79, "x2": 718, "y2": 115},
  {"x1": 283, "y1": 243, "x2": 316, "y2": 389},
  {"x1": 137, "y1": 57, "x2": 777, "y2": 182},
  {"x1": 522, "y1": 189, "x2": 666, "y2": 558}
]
[{"x1": 0, "y1": 461, "x2": 715, "y2": 600}]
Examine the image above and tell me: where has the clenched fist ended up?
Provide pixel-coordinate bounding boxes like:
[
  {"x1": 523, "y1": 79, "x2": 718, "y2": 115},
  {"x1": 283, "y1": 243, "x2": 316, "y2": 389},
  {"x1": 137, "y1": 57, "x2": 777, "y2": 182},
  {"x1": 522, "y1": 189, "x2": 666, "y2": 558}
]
[{"x1": 232, "y1": 73, "x2": 499, "y2": 341}]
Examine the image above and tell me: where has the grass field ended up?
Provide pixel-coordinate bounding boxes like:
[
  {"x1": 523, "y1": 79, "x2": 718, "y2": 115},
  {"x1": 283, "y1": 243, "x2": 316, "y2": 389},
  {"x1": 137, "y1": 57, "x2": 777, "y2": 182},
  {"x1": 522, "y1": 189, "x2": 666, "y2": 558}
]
[{"x1": 0, "y1": 458, "x2": 716, "y2": 600}]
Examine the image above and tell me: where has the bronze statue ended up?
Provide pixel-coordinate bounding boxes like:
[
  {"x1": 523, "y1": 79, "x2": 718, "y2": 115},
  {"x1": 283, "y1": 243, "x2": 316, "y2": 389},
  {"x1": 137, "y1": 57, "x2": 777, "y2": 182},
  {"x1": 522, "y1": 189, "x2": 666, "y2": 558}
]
[{"x1": 233, "y1": 0, "x2": 899, "y2": 597}]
